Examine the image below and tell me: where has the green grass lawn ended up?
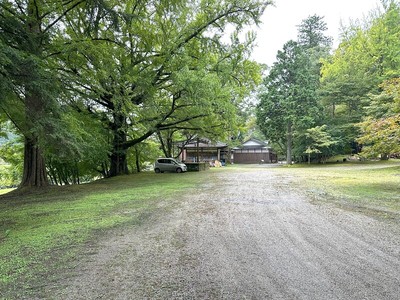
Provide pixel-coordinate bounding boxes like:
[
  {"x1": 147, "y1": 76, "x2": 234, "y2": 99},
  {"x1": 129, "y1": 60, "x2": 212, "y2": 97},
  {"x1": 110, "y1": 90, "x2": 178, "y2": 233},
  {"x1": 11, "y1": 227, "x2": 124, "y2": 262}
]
[
  {"x1": 274, "y1": 160, "x2": 400, "y2": 217},
  {"x1": 0, "y1": 171, "x2": 208, "y2": 296}
]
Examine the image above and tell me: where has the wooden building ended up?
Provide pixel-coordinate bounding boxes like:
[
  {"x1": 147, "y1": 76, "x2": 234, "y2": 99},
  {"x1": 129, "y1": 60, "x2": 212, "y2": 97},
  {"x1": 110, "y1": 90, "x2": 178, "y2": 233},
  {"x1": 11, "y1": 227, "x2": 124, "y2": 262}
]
[
  {"x1": 178, "y1": 138, "x2": 277, "y2": 165},
  {"x1": 232, "y1": 139, "x2": 277, "y2": 164},
  {"x1": 179, "y1": 139, "x2": 228, "y2": 163}
]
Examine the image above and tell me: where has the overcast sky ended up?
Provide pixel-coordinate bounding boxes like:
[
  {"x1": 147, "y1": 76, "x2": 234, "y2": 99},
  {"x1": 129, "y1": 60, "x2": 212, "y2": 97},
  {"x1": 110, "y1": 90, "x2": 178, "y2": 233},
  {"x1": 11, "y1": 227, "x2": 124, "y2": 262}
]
[{"x1": 252, "y1": 0, "x2": 382, "y2": 66}]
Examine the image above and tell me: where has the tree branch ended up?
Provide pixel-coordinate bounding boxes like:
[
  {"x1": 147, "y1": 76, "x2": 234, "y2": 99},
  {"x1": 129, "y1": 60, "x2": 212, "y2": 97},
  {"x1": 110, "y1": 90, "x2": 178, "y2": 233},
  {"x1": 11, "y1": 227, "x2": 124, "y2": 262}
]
[
  {"x1": 43, "y1": 0, "x2": 85, "y2": 34},
  {"x1": 157, "y1": 113, "x2": 209, "y2": 130},
  {"x1": 0, "y1": 3, "x2": 25, "y2": 22}
]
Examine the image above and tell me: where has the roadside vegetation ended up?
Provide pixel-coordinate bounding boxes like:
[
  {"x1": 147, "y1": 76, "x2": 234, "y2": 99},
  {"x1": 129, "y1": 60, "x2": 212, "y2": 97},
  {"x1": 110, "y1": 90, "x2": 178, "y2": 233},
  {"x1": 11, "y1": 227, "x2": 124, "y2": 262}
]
[
  {"x1": 0, "y1": 172, "x2": 207, "y2": 297},
  {"x1": 276, "y1": 160, "x2": 400, "y2": 219}
]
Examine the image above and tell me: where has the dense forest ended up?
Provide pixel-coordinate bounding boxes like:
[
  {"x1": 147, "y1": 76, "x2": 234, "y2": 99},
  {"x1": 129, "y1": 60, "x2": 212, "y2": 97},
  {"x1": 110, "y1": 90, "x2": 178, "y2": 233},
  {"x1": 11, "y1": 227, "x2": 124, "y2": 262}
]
[
  {"x1": 257, "y1": 0, "x2": 400, "y2": 164},
  {"x1": 1, "y1": 0, "x2": 399, "y2": 188}
]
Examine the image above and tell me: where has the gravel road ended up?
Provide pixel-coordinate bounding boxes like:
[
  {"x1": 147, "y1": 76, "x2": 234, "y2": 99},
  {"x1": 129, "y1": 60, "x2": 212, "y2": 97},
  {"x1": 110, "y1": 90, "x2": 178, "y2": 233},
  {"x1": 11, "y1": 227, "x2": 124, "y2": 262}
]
[{"x1": 51, "y1": 167, "x2": 400, "y2": 299}]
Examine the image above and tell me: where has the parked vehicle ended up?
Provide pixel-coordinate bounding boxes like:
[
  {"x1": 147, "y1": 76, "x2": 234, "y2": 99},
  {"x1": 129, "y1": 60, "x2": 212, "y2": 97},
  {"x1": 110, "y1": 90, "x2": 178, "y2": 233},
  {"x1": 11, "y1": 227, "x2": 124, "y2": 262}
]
[{"x1": 154, "y1": 158, "x2": 187, "y2": 173}]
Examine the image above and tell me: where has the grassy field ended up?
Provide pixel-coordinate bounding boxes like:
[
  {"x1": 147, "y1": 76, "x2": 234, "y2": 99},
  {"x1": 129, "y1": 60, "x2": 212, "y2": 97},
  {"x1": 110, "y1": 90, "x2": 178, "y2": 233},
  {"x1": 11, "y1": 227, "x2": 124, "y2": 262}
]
[
  {"x1": 273, "y1": 160, "x2": 400, "y2": 218},
  {"x1": 0, "y1": 172, "x2": 208, "y2": 297},
  {"x1": 1, "y1": 161, "x2": 399, "y2": 296}
]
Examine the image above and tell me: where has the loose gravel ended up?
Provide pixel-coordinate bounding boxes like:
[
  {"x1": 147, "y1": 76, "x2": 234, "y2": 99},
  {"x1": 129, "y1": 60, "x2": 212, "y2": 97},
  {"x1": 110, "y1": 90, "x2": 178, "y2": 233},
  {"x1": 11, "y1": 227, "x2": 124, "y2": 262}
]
[{"x1": 48, "y1": 167, "x2": 400, "y2": 299}]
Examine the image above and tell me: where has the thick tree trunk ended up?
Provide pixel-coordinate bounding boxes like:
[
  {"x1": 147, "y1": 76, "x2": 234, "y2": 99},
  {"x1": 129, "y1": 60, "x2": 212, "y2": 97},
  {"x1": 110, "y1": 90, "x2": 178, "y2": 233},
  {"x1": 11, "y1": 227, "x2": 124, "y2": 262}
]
[
  {"x1": 20, "y1": 0, "x2": 49, "y2": 188},
  {"x1": 21, "y1": 137, "x2": 48, "y2": 187},
  {"x1": 286, "y1": 122, "x2": 293, "y2": 165},
  {"x1": 109, "y1": 112, "x2": 129, "y2": 177},
  {"x1": 20, "y1": 92, "x2": 49, "y2": 187},
  {"x1": 20, "y1": 84, "x2": 49, "y2": 187},
  {"x1": 109, "y1": 130, "x2": 129, "y2": 176},
  {"x1": 109, "y1": 150, "x2": 128, "y2": 177}
]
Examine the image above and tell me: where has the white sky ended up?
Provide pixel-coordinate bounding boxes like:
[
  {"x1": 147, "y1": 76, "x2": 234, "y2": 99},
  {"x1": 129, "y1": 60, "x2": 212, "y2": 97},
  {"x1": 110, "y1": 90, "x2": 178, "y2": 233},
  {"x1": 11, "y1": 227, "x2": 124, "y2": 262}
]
[{"x1": 252, "y1": 0, "x2": 382, "y2": 66}]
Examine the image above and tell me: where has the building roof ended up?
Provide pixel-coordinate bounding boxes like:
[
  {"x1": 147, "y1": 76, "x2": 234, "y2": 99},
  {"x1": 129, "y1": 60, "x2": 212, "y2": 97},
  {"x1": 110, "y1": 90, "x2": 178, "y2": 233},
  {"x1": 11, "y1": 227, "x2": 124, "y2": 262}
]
[
  {"x1": 178, "y1": 139, "x2": 227, "y2": 149},
  {"x1": 241, "y1": 138, "x2": 269, "y2": 148}
]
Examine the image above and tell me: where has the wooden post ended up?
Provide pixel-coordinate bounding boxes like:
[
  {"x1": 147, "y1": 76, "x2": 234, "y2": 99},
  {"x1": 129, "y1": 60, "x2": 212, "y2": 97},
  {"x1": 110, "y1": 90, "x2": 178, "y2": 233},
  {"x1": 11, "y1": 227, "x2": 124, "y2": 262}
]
[{"x1": 196, "y1": 138, "x2": 200, "y2": 162}]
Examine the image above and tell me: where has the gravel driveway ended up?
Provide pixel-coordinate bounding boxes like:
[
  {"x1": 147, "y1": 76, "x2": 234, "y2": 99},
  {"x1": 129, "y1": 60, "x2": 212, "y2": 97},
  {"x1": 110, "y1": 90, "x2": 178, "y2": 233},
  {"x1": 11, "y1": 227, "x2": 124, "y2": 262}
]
[{"x1": 51, "y1": 167, "x2": 400, "y2": 299}]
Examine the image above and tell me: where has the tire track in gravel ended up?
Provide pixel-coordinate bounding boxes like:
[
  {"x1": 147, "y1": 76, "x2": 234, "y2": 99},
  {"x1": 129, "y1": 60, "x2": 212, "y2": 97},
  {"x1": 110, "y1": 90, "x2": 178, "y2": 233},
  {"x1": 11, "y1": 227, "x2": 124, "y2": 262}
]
[{"x1": 50, "y1": 168, "x2": 400, "y2": 300}]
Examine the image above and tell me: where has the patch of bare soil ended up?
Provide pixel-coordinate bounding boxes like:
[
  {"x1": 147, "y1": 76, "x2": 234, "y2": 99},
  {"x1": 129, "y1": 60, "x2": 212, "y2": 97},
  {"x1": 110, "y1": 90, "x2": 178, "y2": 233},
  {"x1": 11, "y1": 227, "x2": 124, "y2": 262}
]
[{"x1": 39, "y1": 168, "x2": 400, "y2": 299}]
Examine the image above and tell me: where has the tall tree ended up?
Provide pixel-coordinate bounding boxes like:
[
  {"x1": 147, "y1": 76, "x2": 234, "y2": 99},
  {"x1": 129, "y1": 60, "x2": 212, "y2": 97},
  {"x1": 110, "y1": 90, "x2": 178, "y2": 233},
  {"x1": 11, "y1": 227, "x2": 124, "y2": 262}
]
[
  {"x1": 257, "y1": 41, "x2": 320, "y2": 163},
  {"x1": 0, "y1": 0, "x2": 89, "y2": 187},
  {"x1": 59, "y1": 0, "x2": 269, "y2": 176},
  {"x1": 257, "y1": 15, "x2": 331, "y2": 163},
  {"x1": 297, "y1": 14, "x2": 332, "y2": 49}
]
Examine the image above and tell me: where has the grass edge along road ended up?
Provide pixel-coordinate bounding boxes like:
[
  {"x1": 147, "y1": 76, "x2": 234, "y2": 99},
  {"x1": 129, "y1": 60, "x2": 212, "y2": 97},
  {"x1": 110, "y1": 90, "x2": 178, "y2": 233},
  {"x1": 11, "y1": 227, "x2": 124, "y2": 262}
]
[
  {"x1": 0, "y1": 172, "x2": 207, "y2": 298},
  {"x1": 276, "y1": 160, "x2": 400, "y2": 219},
  {"x1": 1, "y1": 161, "x2": 399, "y2": 298}
]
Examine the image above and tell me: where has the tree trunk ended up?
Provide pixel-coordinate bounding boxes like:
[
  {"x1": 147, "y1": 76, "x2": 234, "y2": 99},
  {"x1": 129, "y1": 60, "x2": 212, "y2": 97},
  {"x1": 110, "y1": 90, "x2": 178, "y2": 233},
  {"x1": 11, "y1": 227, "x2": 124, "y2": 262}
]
[
  {"x1": 286, "y1": 122, "x2": 293, "y2": 165},
  {"x1": 381, "y1": 153, "x2": 389, "y2": 160},
  {"x1": 109, "y1": 112, "x2": 129, "y2": 177},
  {"x1": 109, "y1": 151, "x2": 128, "y2": 176},
  {"x1": 20, "y1": 92, "x2": 49, "y2": 187},
  {"x1": 20, "y1": 0, "x2": 49, "y2": 188},
  {"x1": 21, "y1": 137, "x2": 48, "y2": 187},
  {"x1": 157, "y1": 130, "x2": 175, "y2": 157},
  {"x1": 135, "y1": 147, "x2": 141, "y2": 173}
]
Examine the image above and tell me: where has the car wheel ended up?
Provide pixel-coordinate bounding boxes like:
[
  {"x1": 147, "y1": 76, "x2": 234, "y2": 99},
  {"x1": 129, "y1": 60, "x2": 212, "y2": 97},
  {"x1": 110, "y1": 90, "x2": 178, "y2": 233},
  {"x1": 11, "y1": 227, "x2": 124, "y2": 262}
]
[
  {"x1": 176, "y1": 168, "x2": 182, "y2": 173},
  {"x1": 155, "y1": 168, "x2": 161, "y2": 173}
]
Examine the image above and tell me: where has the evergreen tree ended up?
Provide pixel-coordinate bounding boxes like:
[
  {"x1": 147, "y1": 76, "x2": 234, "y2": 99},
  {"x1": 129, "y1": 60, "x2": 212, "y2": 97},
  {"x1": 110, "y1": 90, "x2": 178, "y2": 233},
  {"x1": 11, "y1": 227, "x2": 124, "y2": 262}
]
[{"x1": 257, "y1": 15, "x2": 331, "y2": 163}]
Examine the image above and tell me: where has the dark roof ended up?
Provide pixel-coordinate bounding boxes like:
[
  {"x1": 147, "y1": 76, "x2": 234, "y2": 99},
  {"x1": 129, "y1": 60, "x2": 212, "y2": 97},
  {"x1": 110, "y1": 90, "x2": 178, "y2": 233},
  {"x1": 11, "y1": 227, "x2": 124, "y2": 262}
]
[{"x1": 181, "y1": 140, "x2": 227, "y2": 149}]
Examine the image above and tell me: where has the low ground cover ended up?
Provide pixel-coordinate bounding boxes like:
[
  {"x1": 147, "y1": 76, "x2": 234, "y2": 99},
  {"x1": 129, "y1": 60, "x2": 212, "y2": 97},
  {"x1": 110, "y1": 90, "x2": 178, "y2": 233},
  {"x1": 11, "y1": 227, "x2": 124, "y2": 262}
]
[
  {"x1": 275, "y1": 160, "x2": 400, "y2": 218},
  {"x1": 0, "y1": 172, "x2": 207, "y2": 297}
]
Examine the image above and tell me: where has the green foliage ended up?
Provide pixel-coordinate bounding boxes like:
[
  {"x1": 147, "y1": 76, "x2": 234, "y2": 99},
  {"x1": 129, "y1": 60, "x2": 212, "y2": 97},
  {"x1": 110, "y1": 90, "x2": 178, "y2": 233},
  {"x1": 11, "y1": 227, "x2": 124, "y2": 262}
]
[
  {"x1": 55, "y1": 0, "x2": 269, "y2": 177},
  {"x1": 0, "y1": 0, "x2": 102, "y2": 186},
  {"x1": 0, "y1": 123, "x2": 23, "y2": 187},
  {"x1": 1, "y1": 0, "x2": 271, "y2": 184},
  {"x1": 357, "y1": 115, "x2": 400, "y2": 158},
  {"x1": 45, "y1": 108, "x2": 111, "y2": 184},
  {"x1": 0, "y1": 140, "x2": 23, "y2": 187},
  {"x1": 320, "y1": 2, "x2": 400, "y2": 156},
  {"x1": 297, "y1": 14, "x2": 333, "y2": 49},
  {"x1": 257, "y1": 15, "x2": 330, "y2": 163},
  {"x1": 304, "y1": 125, "x2": 338, "y2": 163},
  {"x1": 357, "y1": 78, "x2": 400, "y2": 158},
  {"x1": 127, "y1": 139, "x2": 162, "y2": 172}
]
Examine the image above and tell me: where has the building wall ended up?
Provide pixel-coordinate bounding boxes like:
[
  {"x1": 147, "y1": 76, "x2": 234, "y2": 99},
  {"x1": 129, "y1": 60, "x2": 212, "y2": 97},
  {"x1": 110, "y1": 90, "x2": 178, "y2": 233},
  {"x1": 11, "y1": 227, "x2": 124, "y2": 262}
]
[
  {"x1": 233, "y1": 149, "x2": 277, "y2": 164},
  {"x1": 179, "y1": 144, "x2": 277, "y2": 164},
  {"x1": 183, "y1": 149, "x2": 224, "y2": 162}
]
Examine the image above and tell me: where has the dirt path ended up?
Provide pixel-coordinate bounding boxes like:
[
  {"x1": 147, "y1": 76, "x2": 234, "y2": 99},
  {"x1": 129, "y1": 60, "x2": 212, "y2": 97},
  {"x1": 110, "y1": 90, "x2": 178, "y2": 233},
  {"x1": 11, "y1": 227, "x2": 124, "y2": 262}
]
[{"x1": 49, "y1": 168, "x2": 400, "y2": 299}]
